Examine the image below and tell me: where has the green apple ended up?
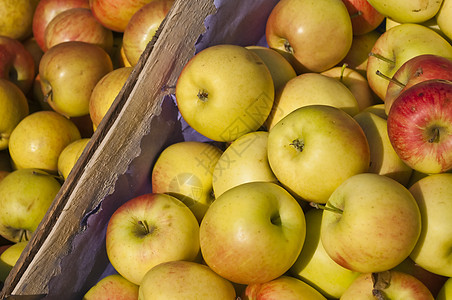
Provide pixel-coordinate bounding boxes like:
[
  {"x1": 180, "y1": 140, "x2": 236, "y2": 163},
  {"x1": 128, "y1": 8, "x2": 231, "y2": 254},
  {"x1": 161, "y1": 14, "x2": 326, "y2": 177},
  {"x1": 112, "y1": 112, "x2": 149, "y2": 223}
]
[
  {"x1": 0, "y1": 78, "x2": 29, "y2": 150},
  {"x1": 353, "y1": 105, "x2": 413, "y2": 186},
  {"x1": 151, "y1": 141, "x2": 223, "y2": 223},
  {"x1": 106, "y1": 193, "x2": 200, "y2": 285},
  {"x1": 437, "y1": 0, "x2": 452, "y2": 42},
  {"x1": 212, "y1": 130, "x2": 278, "y2": 198},
  {"x1": 0, "y1": 241, "x2": 27, "y2": 283},
  {"x1": 267, "y1": 105, "x2": 370, "y2": 204},
  {"x1": 9, "y1": 110, "x2": 81, "y2": 173},
  {"x1": 39, "y1": 41, "x2": 114, "y2": 117},
  {"x1": 321, "y1": 173, "x2": 422, "y2": 273},
  {"x1": 409, "y1": 173, "x2": 452, "y2": 277},
  {"x1": 242, "y1": 275, "x2": 327, "y2": 300},
  {"x1": 138, "y1": 260, "x2": 236, "y2": 299},
  {"x1": 366, "y1": 23, "x2": 452, "y2": 101},
  {"x1": 0, "y1": 169, "x2": 61, "y2": 242},
  {"x1": 57, "y1": 138, "x2": 90, "y2": 180},
  {"x1": 437, "y1": 277, "x2": 452, "y2": 300},
  {"x1": 175, "y1": 44, "x2": 274, "y2": 142},
  {"x1": 0, "y1": 0, "x2": 40, "y2": 40},
  {"x1": 89, "y1": 66, "x2": 133, "y2": 131},
  {"x1": 341, "y1": 270, "x2": 434, "y2": 299},
  {"x1": 386, "y1": 17, "x2": 448, "y2": 40},
  {"x1": 199, "y1": 181, "x2": 306, "y2": 285},
  {"x1": 366, "y1": 0, "x2": 443, "y2": 23},
  {"x1": 83, "y1": 274, "x2": 139, "y2": 300},
  {"x1": 265, "y1": 73, "x2": 360, "y2": 130},
  {"x1": 290, "y1": 209, "x2": 360, "y2": 299}
]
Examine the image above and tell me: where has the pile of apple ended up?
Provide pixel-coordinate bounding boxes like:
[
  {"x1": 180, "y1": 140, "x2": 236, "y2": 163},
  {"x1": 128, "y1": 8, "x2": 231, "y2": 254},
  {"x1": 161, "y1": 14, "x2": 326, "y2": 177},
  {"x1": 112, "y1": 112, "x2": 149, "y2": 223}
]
[{"x1": 0, "y1": 0, "x2": 173, "y2": 288}]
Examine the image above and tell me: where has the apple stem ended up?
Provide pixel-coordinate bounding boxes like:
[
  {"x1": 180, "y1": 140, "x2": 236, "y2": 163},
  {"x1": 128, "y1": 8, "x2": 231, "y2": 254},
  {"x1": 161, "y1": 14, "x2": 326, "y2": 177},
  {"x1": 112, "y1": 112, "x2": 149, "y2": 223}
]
[
  {"x1": 428, "y1": 127, "x2": 441, "y2": 143},
  {"x1": 284, "y1": 40, "x2": 294, "y2": 54},
  {"x1": 19, "y1": 230, "x2": 29, "y2": 242},
  {"x1": 350, "y1": 10, "x2": 363, "y2": 18},
  {"x1": 372, "y1": 271, "x2": 391, "y2": 300},
  {"x1": 340, "y1": 63, "x2": 349, "y2": 82},
  {"x1": 375, "y1": 70, "x2": 406, "y2": 88},
  {"x1": 310, "y1": 202, "x2": 343, "y2": 214},
  {"x1": 138, "y1": 220, "x2": 150, "y2": 234},
  {"x1": 197, "y1": 89, "x2": 208, "y2": 102},
  {"x1": 369, "y1": 52, "x2": 395, "y2": 65}
]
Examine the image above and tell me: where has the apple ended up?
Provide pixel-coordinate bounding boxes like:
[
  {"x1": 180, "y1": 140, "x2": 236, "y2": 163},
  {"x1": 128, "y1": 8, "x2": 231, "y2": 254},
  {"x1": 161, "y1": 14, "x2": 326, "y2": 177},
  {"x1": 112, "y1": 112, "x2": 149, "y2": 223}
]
[
  {"x1": 386, "y1": 17, "x2": 448, "y2": 41},
  {"x1": 138, "y1": 260, "x2": 236, "y2": 299},
  {"x1": 122, "y1": 0, "x2": 174, "y2": 66},
  {"x1": 212, "y1": 130, "x2": 278, "y2": 198},
  {"x1": 341, "y1": 270, "x2": 434, "y2": 299},
  {"x1": 321, "y1": 173, "x2": 422, "y2": 273},
  {"x1": 366, "y1": 0, "x2": 442, "y2": 23},
  {"x1": 437, "y1": 0, "x2": 452, "y2": 42},
  {"x1": 175, "y1": 44, "x2": 274, "y2": 142},
  {"x1": 242, "y1": 275, "x2": 327, "y2": 300},
  {"x1": 39, "y1": 41, "x2": 114, "y2": 118},
  {"x1": 0, "y1": 168, "x2": 61, "y2": 242},
  {"x1": 199, "y1": 181, "x2": 306, "y2": 285},
  {"x1": 0, "y1": 35, "x2": 36, "y2": 94},
  {"x1": 22, "y1": 37, "x2": 44, "y2": 75},
  {"x1": 290, "y1": 208, "x2": 360, "y2": 299},
  {"x1": 9, "y1": 110, "x2": 81, "y2": 173},
  {"x1": 32, "y1": 0, "x2": 90, "y2": 51},
  {"x1": 409, "y1": 173, "x2": 452, "y2": 277},
  {"x1": 353, "y1": 105, "x2": 413, "y2": 186},
  {"x1": 387, "y1": 79, "x2": 452, "y2": 174},
  {"x1": 44, "y1": 7, "x2": 114, "y2": 54},
  {"x1": 245, "y1": 45, "x2": 297, "y2": 93},
  {"x1": 366, "y1": 23, "x2": 452, "y2": 101},
  {"x1": 151, "y1": 141, "x2": 223, "y2": 223},
  {"x1": 385, "y1": 54, "x2": 452, "y2": 115},
  {"x1": 341, "y1": 0, "x2": 385, "y2": 36},
  {"x1": 89, "y1": 66, "x2": 133, "y2": 130},
  {"x1": 0, "y1": 241, "x2": 27, "y2": 283},
  {"x1": 0, "y1": 78, "x2": 29, "y2": 151},
  {"x1": 0, "y1": 0, "x2": 40, "y2": 41},
  {"x1": 106, "y1": 193, "x2": 200, "y2": 285},
  {"x1": 57, "y1": 138, "x2": 90, "y2": 180},
  {"x1": 265, "y1": 73, "x2": 360, "y2": 130},
  {"x1": 437, "y1": 277, "x2": 452, "y2": 300},
  {"x1": 267, "y1": 105, "x2": 370, "y2": 204},
  {"x1": 89, "y1": 0, "x2": 155, "y2": 32},
  {"x1": 83, "y1": 274, "x2": 139, "y2": 300},
  {"x1": 321, "y1": 65, "x2": 377, "y2": 111}
]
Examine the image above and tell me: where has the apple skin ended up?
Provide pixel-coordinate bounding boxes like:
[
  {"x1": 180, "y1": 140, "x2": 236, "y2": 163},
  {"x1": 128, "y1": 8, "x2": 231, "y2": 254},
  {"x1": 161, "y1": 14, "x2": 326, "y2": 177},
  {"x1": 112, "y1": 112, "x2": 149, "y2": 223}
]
[
  {"x1": 175, "y1": 44, "x2": 274, "y2": 142},
  {"x1": 409, "y1": 173, "x2": 452, "y2": 278},
  {"x1": 0, "y1": 0, "x2": 40, "y2": 41},
  {"x1": 321, "y1": 173, "x2": 422, "y2": 273},
  {"x1": 32, "y1": 0, "x2": 90, "y2": 51},
  {"x1": 387, "y1": 79, "x2": 452, "y2": 174},
  {"x1": 242, "y1": 275, "x2": 327, "y2": 300},
  {"x1": 0, "y1": 241, "x2": 27, "y2": 284},
  {"x1": 106, "y1": 193, "x2": 200, "y2": 285},
  {"x1": 39, "y1": 41, "x2": 114, "y2": 118},
  {"x1": 265, "y1": 0, "x2": 353, "y2": 73},
  {"x1": 199, "y1": 181, "x2": 306, "y2": 285},
  {"x1": 437, "y1": 0, "x2": 452, "y2": 42},
  {"x1": 138, "y1": 260, "x2": 236, "y2": 299},
  {"x1": 123, "y1": 0, "x2": 174, "y2": 66},
  {"x1": 366, "y1": 23, "x2": 452, "y2": 102},
  {"x1": 385, "y1": 54, "x2": 452, "y2": 115},
  {"x1": 341, "y1": 270, "x2": 434, "y2": 300},
  {"x1": 57, "y1": 138, "x2": 90, "y2": 180},
  {"x1": 437, "y1": 277, "x2": 452, "y2": 300},
  {"x1": 0, "y1": 169, "x2": 62, "y2": 243},
  {"x1": 44, "y1": 7, "x2": 114, "y2": 54},
  {"x1": 341, "y1": 0, "x2": 385, "y2": 36},
  {"x1": 0, "y1": 36, "x2": 36, "y2": 94},
  {"x1": 267, "y1": 105, "x2": 370, "y2": 204},
  {"x1": 366, "y1": 0, "x2": 442, "y2": 24},
  {"x1": 83, "y1": 274, "x2": 139, "y2": 300},
  {"x1": 8, "y1": 110, "x2": 81, "y2": 173}
]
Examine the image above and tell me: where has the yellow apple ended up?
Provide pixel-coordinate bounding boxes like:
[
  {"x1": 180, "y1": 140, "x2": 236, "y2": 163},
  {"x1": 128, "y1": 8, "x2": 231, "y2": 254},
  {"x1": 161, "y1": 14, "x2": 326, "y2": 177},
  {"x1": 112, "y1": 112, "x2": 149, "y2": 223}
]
[
  {"x1": 83, "y1": 274, "x2": 139, "y2": 300},
  {"x1": 0, "y1": 241, "x2": 27, "y2": 283},
  {"x1": 437, "y1": 0, "x2": 452, "y2": 42},
  {"x1": 57, "y1": 138, "x2": 90, "y2": 180},
  {"x1": 0, "y1": 0, "x2": 40, "y2": 40}
]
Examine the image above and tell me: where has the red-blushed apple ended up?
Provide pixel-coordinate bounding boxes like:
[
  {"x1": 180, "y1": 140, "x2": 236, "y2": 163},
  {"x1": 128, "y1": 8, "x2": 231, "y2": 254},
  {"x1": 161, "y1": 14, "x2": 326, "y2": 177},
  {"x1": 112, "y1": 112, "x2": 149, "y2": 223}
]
[
  {"x1": 106, "y1": 193, "x2": 200, "y2": 285},
  {"x1": 385, "y1": 54, "x2": 452, "y2": 115},
  {"x1": 0, "y1": 0, "x2": 40, "y2": 41},
  {"x1": 82, "y1": 274, "x2": 139, "y2": 300},
  {"x1": 341, "y1": 270, "x2": 434, "y2": 299},
  {"x1": 199, "y1": 181, "x2": 306, "y2": 285},
  {"x1": 175, "y1": 44, "x2": 274, "y2": 142},
  {"x1": 267, "y1": 105, "x2": 370, "y2": 204},
  {"x1": 0, "y1": 36, "x2": 36, "y2": 94},
  {"x1": 39, "y1": 41, "x2": 113, "y2": 118},
  {"x1": 341, "y1": 0, "x2": 385, "y2": 36},
  {"x1": 89, "y1": 0, "x2": 156, "y2": 32},
  {"x1": 242, "y1": 275, "x2": 327, "y2": 300},
  {"x1": 138, "y1": 260, "x2": 236, "y2": 299},
  {"x1": 265, "y1": 0, "x2": 353, "y2": 73},
  {"x1": 44, "y1": 7, "x2": 114, "y2": 54},
  {"x1": 122, "y1": 0, "x2": 174, "y2": 66},
  {"x1": 387, "y1": 79, "x2": 452, "y2": 174},
  {"x1": 320, "y1": 173, "x2": 422, "y2": 273},
  {"x1": 32, "y1": 0, "x2": 90, "y2": 51}
]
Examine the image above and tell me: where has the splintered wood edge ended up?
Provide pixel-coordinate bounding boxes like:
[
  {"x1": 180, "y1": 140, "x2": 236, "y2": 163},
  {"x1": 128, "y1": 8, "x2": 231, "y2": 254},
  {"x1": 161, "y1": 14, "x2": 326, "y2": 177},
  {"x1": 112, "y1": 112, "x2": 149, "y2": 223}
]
[{"x1": 0, "y1": 0, "x2": 216, "y2": 297}]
